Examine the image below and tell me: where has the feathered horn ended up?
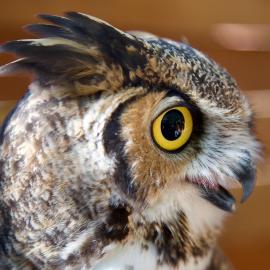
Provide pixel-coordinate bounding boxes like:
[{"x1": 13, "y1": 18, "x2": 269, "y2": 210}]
[{"x1": 0, "y1": 12, "x2": 150, "y2": 92}]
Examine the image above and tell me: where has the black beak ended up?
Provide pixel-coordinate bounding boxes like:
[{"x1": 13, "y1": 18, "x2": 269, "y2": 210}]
[
  {"x1": 234, "y1": 162, "x2": 256, "y2": 203},
  {"x1": 199, "y1": 160, "x2": 256, "y2": 212}
]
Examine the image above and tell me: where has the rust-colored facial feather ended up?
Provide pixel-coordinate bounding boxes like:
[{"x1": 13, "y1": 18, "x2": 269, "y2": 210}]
[{"x1": 119, "y1": 91, "x2": 194, "y2": 203}]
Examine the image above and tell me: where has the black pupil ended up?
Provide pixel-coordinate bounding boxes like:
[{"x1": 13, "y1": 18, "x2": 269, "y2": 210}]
[{"x1": 161, "y1": 109, "x2": 185, "y2": 141}]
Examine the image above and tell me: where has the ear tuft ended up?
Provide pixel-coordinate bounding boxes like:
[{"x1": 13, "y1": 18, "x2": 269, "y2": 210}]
[{"x1": 0, "y1": 12, "x2": 149, "y2": 92}]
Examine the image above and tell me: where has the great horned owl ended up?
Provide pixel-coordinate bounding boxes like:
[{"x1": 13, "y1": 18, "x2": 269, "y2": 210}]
[{"x1": 0, "y1": 12, "x2": 260, "y2": 270}]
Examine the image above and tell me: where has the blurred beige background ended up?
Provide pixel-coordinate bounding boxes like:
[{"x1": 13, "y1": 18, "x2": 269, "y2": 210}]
[{"x1": 0, "y1": 1, "x2": 269, "y2": 269}]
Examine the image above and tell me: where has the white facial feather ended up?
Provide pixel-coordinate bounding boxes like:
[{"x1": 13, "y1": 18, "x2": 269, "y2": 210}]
[
  {"x1": 185, "y1": 106, "x2": 260, "y2": 189},
  {"x1": 92, "y1": 241, "x2": 212, "y2": 270},
  {"x1": 142, "y1": 183, "x2": 225, "y2": 234}
]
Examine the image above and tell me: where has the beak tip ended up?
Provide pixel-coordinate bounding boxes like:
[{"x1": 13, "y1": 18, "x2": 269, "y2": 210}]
[
  {"x1": 235, "y1": 162, "x2": 256, "y2": 204},
  {"x1": 240, "y1": 183, "x2": 255, "y2": 203}
]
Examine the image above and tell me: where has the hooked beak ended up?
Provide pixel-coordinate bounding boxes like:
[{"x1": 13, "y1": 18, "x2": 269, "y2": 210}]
[{"x1": 199, "y1": 162, "x2": 256, "y2": 212}]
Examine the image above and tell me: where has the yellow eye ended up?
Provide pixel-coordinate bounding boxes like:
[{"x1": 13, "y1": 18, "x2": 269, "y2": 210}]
[{"x1": 152, "y1": 106, "x2": 193, "y2": 151}]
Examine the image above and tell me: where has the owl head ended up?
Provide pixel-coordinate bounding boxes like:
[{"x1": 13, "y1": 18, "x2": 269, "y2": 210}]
[{"x1": 0, "y1": 12, "x2": 260, "y2": 217}]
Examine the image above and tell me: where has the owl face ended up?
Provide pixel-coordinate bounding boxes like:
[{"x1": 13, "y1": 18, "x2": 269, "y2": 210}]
[
  {"x1": 102, "y1": 86, "x2": 259, "y2": 214},
  {"x1": 0, "y1": 12, "x2": 260, "y2": 216}
]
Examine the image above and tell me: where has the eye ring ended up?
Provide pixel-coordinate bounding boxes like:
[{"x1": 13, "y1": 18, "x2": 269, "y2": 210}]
[{"x1": 152, "y1": 106, "x2": 193, "y2": 152}]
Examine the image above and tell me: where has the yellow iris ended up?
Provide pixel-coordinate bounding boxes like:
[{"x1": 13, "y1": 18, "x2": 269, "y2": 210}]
[{"x1": 152, "y1": 106, "x2": 193, "y2": 151}]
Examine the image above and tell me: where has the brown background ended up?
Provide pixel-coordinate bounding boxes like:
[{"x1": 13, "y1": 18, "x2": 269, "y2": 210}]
[{"x1": 0, "y1": 1, "x2": 269, "y2": 269}]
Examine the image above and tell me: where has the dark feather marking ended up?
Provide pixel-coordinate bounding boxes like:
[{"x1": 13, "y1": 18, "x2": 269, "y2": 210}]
[
  {"x1": 143, "y1": 211, "x2": 210, "y2": 267},
  {"x1": 37, "y1": 14, "x2": 96, "y2": 46},
  {"x1": 63, "y1": 12, "x2": 149, "y2": 77},
  {"x1": 1, "y1": 41, "x2": 96, "y2": 63},
  {"x1": 95, "y1": 202, "x2": 130, "y2": 242},
  {"x1": 103, "y1": 96, "x2": 139, "y2": 198},
  {"x1": 40, "y1": 11, "x2": 148, "y2": 69},
  {"x1": 61, "y1": 181, "x2": 131, "y2": 265},
  {"x1": 38, "y1": 14, "x2": 76, "y2": 32},
  {"x1": 77, "y1": 73, "x2": 105, "y2": 85},
  {"x1": 25, "y1": 24, "x2": 73, "y2": 39},
  {"x1": 1, "y1": 40, "x2": 100, "y2": 85},
  {"x1": 45, "y1": 13, "x2": 100, "y2": 43},
  {"x1": 0, "y1": 200, "x2": 11, "y2": 257}
]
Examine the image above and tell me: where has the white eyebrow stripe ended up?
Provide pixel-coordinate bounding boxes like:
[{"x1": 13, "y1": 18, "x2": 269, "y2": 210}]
[{"x1": 151, "y1": 95, "x2": 185, "y2": 121}]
